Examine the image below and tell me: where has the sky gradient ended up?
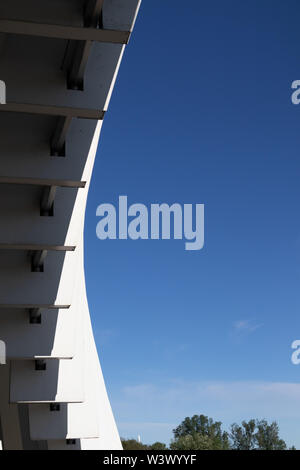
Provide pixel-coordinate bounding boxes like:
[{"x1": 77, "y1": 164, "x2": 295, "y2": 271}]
[{"x1": 85, "y1": 0, "x2": 300, "y2": 447}]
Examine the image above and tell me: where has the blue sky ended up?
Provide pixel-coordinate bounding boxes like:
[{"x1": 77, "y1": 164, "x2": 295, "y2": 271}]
[{"x1": 85, "y1": 0, "x2": 300, "y2": 447}]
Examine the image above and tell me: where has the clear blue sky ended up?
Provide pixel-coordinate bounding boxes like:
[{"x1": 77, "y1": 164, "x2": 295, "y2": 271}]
[{"x1": 85, "y1": 0, "x2": 300, "y2": 447}]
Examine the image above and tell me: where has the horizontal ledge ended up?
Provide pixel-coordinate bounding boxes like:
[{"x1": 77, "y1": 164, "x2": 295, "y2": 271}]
[
  {"x1": 11, "y1": 356, "x2": 73, "y2": 361},
  {"x1": 0, "y1": 176, "x2": 86, "y2": 188},
  {"x1": 0, "y1": 244, "x2": 75, "y2": 251},
  {"x1": 32, "y1": 435, "x2": 99, "y2": 441},
  {"x1": 10, "y1": 400, "x2": 84, "y2": 404},
  {"x1": 0, "y1": 102, "x2": 104, "y2": 119},
  {"x1": 0, "y1": 304, "x2": 70, "y2": 309},
  {"x1": 0, "y1": 19, "x2": 130, "y2": 44}
]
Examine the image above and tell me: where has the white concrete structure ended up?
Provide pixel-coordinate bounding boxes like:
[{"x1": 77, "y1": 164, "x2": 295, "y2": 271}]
[{"x1": 0, "y1": 0, "x2": 141, "y2": 450}]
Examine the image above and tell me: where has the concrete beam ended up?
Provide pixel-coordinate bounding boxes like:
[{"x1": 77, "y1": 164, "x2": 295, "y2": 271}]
[
  {"x1": 67, "y1": 0, "x2": 105, "y2": 90},
  {"x1": 0, "y1": 176, "x2": 86, "y2": 188},
  {"x1": 0, "y1": 19, "x2": 130, "y2": 44},
  {"x1": 0, "y1": 102, "x2": 104, "y2": 119}
]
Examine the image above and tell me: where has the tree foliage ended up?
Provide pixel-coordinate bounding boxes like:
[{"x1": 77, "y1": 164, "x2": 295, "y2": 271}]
[
  {"x1": 172, "y1": 414, "x2": 230, "y2": 450},
  {"x1": 121, "y1": 439, "x2": 167, "y2": 450},
  {"x1": 121, "y1": 439, "x2": 149, "y2": 450},
  {"x1": 170, "y1": 433, "x2": 213, "y2": 450},
  {"x1": 230, "y1": 419, "x2": 256, "y2": 450},
  {"x1": 121, "y1": 416, "x2": 292, "y2": 451},
  {"x1": 149, "y1": 441, "x2": 167, "y2": 450},
  {"x1": 254, "y1": 420, "x2": 286, "y2": 450},
  {"x1": 230, "y1": 419, "x2": 287, "y2": 450}
]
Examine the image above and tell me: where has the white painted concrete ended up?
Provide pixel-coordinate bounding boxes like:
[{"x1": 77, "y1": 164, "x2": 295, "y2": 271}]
[{"x1": 0, "y1": 0, "x2": 141, "y2": 449}]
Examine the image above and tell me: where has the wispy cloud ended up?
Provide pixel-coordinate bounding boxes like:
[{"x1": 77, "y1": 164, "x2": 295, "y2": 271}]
[
  {"x1": 95, "y1": 327, "x2": 119, "y2": 346},
  {"x1": 121, "y1": 380, "x2": 300, "y2": 415},
  {"x1": 114, "y1": 380, "x2": 300, "y2": 447},
  {"x1": 232, "y1": 319, "x2": 263, "y2": 334}
]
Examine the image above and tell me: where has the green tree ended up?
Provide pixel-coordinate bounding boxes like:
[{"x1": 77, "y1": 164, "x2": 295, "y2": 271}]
[
  {"x1": 230, "y1": 419, "x2": 287, "y2": 450},
  {"x1": 121, "y1": 439, "x2": 149, "y2": 450},
  {"x1": 170, "y1": 433, "x2": 213, "y2": 450},
  {"x1": 230, "y1": 420, "x2": 256, "y2": 450},
  {"x1": 254, "y1": 420, "x2": 286, "y2": 450},
  {"x1": 172, "y1": 415, "x2": 230, "y2": 450},
  {"x1": 149, "y1": 442, "x2": 167, "y2": 450}
]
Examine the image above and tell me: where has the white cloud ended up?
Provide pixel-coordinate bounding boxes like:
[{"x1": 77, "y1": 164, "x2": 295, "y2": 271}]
[{"x1": 232, "y1": 319, "x2": 263, "y2": 334}]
